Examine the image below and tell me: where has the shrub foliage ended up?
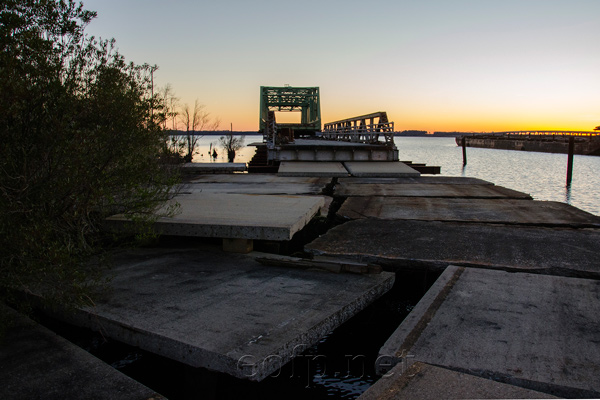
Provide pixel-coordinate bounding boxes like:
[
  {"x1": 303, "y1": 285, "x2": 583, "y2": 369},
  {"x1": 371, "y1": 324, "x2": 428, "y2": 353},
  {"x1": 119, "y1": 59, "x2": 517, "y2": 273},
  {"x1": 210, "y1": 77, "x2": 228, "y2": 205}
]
[{"x1": 0, "y1": 0, "x2": 179, "y2": 309}]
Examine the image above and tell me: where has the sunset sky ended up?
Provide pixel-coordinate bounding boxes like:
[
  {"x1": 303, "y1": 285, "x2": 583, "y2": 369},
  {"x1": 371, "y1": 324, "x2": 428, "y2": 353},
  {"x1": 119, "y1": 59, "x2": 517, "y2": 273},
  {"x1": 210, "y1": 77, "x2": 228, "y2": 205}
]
[{"x1": 82, "y1": 0, "x2": 599, "y2": 132}]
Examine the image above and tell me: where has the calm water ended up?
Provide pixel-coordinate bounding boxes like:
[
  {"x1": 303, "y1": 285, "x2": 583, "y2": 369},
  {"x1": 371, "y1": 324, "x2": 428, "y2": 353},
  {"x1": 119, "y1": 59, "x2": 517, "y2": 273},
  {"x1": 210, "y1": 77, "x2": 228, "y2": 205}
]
[
  {"x1": 396, "y1": 136, "x2": 600, "y2": 216},
  {"x1": 192, "y1": 134, "x2": 599, "y2": 216}
]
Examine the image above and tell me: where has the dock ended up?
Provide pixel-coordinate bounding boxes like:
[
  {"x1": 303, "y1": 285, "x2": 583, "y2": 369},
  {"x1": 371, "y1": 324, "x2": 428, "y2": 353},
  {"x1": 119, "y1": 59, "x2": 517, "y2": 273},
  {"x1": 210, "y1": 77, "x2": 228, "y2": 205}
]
[
  {"x1": 5, "y1": 162, "x2": 600, "y2": 399},
  {"x1": 302, "y1": 173, "x2": 600, "y2": 398},
  {"x1": 53, "y1": 245, "x2": 394, "y2": 382},
  {"x1": 369, "y1": 266, "x2": 600, "y2": 398}
]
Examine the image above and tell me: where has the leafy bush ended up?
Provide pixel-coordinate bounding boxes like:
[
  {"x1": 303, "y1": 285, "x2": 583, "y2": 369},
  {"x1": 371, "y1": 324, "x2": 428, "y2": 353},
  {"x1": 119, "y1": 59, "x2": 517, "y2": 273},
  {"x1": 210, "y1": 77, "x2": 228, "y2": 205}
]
[{"x1": 0, "y1": 0, "x2": 179, "y2": 311}]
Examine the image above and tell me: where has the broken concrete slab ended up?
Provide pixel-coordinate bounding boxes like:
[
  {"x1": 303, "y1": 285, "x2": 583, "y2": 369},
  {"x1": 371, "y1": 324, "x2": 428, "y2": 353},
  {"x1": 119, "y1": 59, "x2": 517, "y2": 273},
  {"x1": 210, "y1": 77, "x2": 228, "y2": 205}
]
[
  {"x1": 0, "y1": 305, "x2": 164, "y2": 400},
  {"x1": 189, "y1": 175, "x2": 330, "y2": 185},
  {"x1": 359, "y1": 362, "x2": 557, "y2": 400},
  {"x1": 108, "y1": 193, "x2": 325, "y2": 241},
  {"x1": 53, "y1": 246, "x2": 395, "y2": 382},
  {"x1": 179, "y1": 182, "x2": 327, "y2": 196},
  {"x1": 334, "y1": 183, "x2": 531, "y2": 199},
  {"x1": 305, "y1": 219, "x2": 600, "y2": 278},
  {"x1": 278, "y1": 161, "x2": 349, "y2": 177},
  {"x1": 181, "y1": 162, "x2": 246, "y2": 173},
  {"x1": 376, "y1": 266, "x2": 600, "y2": 398},
  {"x1": 338, "y1": 176, "x2": 493, "y2": 185},
  {"x1": 338, "y1": 197, "x2": 600, "y2": 227},
  {"x1": 343, "y1": 162, "x2": 420, "y2": 177}
]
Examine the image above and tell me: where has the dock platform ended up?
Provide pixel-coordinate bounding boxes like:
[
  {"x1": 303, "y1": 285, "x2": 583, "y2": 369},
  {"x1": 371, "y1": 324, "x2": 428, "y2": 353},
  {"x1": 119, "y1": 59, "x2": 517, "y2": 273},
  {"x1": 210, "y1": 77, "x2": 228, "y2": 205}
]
[
  {"x1": 53, "y1": 245, "x2": 394, "y2": 382},
  {"x1": 374, "y1": 266, "x2": 600, "y2": 398},
  {"x1": 359, "y1": 361, "x2": 557, "y2": 400},
  {"x1": 181, "y1": 162, "x2": 247, "y2": 174}
]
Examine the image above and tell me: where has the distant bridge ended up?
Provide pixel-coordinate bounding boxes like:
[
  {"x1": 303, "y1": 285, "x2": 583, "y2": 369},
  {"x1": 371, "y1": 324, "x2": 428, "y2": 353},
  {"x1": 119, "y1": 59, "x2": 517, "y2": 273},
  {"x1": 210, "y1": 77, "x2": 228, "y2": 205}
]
[{"x1": 476, "y1": 130, "x2": 599, "y2": 137}]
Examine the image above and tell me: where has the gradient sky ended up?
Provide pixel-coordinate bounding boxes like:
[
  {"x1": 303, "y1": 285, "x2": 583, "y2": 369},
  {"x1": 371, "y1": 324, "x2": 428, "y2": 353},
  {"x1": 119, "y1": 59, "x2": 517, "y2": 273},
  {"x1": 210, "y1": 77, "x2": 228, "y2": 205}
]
[{"x1": 81, "y1": 0, "x2": 599, "y2": 132}]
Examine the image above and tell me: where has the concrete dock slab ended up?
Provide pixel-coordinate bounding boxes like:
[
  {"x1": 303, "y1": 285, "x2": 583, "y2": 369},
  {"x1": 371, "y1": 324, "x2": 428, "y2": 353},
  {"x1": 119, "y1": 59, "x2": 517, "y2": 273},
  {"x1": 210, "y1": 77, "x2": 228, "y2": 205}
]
[
  {"x1": 359, "y1": 362, "x2": 557, "y2": 400},
  {"x1": 54, "y1": 246, "x2": 395, "y2": 382},
  {"x1": 181, "y1": 162, "x2": 246, "y2": 173},
  {"x1": 338, "y1": 176, "x2": 493, "y2": 185},
  {"x1": 0, "y1": 305, "x2": 163, "y2": 400},
  {"x1": 337, "y1": 197, "x2": 600, "y2": 227},
  {"x1": 305, "y1": 219, "x2": 600, "y2": 278},
  {"x1": 335, "y1": 183, "x2": 531, "y2": 199},
  {"x1": 189, "y1": 174, "x2": 330, "y2": 185},
  {"x1": 376, "y1": 266, "x2": 600, "y2": 398},
  {"x1": 278, "y1": 161, "x2": 349, "y2": 177},
  {"x1": 109, "y1": 193, "x2": 325, "y2": 241},
  {"x1": 343, "y1": 162, "x2": 420, "y2": 177},
  {"x1": 179, "y1": 182, "x2": 327, "y2": 196}
]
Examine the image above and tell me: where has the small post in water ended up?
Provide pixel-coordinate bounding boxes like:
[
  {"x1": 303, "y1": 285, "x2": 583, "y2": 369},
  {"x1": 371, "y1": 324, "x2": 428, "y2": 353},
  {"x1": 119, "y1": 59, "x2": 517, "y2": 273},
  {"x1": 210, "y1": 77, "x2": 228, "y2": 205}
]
[
  {"x1": 566, "y1": 136, "x2": 574, "y2": 185},
  {"x1": 461, "y1": 136, "x2": 467, "y2": 165}
]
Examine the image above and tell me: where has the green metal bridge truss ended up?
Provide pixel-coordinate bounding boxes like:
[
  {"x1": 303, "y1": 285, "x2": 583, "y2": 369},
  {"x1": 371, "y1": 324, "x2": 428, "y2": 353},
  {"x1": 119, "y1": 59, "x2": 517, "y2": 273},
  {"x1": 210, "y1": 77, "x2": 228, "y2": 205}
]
[{"x1": 259, "y1": 86, "x2": 321, "y2": 137}]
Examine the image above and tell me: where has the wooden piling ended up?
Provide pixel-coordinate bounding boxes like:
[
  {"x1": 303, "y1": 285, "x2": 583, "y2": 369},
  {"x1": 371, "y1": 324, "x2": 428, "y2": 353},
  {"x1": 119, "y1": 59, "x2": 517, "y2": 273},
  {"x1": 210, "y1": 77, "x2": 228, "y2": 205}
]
[{"x1": 567, "y1": 136, "x2": 574, "y2": 185}]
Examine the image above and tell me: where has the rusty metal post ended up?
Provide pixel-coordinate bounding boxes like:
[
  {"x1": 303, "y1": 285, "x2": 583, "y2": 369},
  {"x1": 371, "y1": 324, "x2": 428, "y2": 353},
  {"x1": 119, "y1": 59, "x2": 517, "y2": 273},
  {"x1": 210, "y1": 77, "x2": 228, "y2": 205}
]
[
  {"x1": 462, "y1": 137, "x2": 467, "y2": 165},
  {"x1": 566, "y1": 136, "x2": 574, "y2": 185}
]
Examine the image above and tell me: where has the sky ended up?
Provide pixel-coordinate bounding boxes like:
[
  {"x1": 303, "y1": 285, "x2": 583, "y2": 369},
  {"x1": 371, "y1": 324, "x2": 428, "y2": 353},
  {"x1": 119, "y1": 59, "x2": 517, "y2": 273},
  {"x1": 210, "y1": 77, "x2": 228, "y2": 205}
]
[{"x1": 80, "y1": 0, "x2": 600, "y2": 132}]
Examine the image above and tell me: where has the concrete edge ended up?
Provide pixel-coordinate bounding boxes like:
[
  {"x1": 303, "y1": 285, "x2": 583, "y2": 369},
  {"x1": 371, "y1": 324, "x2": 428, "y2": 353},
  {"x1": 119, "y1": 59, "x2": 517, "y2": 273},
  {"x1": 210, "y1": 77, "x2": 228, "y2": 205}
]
[
  {"x1": 51, "y1": 272, "x2": 395, "y2": 383},
  {"x1": 375, "y1": 265, "x2": 464, "y2": 375},
  {"x1": 359, "y1": 362, "x2": 561, "y2": 400},
  {"x1": 244, "y1": 271, "x2": 396, "y2": 381},
  {"x1": 0, "y1": 305, "x2": 165, "y2": 399}
]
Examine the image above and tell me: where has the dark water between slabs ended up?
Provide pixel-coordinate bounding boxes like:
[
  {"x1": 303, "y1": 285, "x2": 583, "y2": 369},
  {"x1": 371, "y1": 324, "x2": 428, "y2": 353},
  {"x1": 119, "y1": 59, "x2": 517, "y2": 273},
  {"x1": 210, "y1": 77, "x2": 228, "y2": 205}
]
[{"x1": 38, "y1": 269, "x2": 440, "y2": 400}]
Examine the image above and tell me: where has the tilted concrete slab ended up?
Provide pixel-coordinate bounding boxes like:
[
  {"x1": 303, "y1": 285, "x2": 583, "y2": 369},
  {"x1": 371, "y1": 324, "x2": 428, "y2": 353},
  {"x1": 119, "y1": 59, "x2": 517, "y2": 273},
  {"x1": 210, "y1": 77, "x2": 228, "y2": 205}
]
[
  {"x1": 343, "y1": 162, "x2": 420, "y2": 177},
  {"x1": 338, "y1": 197, "x2": 600, "y2": 227},
  {"x1": 0, "y1": 305, "x2": 164, "y2": 400},
  {"x1": 305, "y1": 219, "x2": 600, "y2": 278},
  {"x1": 359, "y1": 362, "x2": 557, "y2": 400},
  {"x1": 182, "y1": 162, "x2": 246, "y2": 173},
  {"x1": 54, "y1": 246, "x2": 395, "y2": 382},
  {"x1": 179, "y1": 182, "x2": 327, "y2": 196},
  {"x1": 278, "y1": 161, "x2": 349, "y2": 177},
  {"x1": 376, "y1": 266, "x2": 600, "y2": 398},
  {"x1": 335, "y1": 183, "x2": 531, "y2": 199},
  {"x1": 108, "y1": 193, "x2": 325, "y2": 241},
  {"x1": 338, "y1": 176, "x2": 493, "y2": 185},
  {"x1": 189, "y1": 174, "x2": 331, "y2": 185}
]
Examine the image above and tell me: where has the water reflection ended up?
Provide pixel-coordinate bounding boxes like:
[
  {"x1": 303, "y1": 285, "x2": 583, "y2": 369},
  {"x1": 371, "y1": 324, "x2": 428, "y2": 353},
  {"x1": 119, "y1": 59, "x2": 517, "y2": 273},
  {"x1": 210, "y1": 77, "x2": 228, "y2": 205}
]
[{"x1": 564, "y1": 184, "x2": 572, "y2": 205}]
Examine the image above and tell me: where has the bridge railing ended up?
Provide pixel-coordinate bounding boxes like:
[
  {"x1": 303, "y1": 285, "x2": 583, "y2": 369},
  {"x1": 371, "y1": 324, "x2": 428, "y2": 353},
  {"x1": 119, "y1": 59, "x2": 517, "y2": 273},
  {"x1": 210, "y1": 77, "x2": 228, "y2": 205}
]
[
  {"x1": 322, "y1": 122, "x2": 395, "y2": 145},
  {"x1": 471, "y1": 130, "x2": 599, "y2": 137}
]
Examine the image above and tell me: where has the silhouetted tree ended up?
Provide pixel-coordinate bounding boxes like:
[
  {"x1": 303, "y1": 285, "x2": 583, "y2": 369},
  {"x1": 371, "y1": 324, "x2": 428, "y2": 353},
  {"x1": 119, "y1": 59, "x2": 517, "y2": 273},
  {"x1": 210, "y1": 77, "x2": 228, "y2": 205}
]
[
  {"x1": 0, "y1": 0, "x2": 179, "y2": 317},
  {"x1": 219, "y1": 134, "x2": 245, "y2": 162},
  {"x1": 180, "y1": 100, "x2": 220, "y2": 162}
]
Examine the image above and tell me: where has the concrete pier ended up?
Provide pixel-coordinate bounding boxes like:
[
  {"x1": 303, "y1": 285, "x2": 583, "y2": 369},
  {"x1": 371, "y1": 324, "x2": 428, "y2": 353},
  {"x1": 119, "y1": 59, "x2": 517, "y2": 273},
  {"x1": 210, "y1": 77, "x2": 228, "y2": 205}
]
[
  {"x1": 343, "y1": 162, "x2": 420, "y2": 177},
  {"x1": 108, "y1": 192, "x2": 325, "y2": 241},
  {"x1": 306, "y1": 219, "x2": 600, "y2": 278},
  {"x1": 53, "y1": 245, "x2": 394, "y2": 382},
  {"x1": 335, "y1": 182, "x2": 531, "y2": 199},
  {"x1": 265, "y1": 139, "x2": 399, "y2": 162},
  {"x1": 374, "y1": 266, "x2": 600, "y2": 398},
  {"x1": 0, "y1": 305, "x2": 163, "y2": 400},
  {"x1": 181, "y1": 162, "x2": 246, "y2": 174},
  {"x1": 277, "y1": 161, "x2": 350, "y2": 177},
  {"x1": 337, "y1": 197, "x2": 600, "y2": 227}
]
